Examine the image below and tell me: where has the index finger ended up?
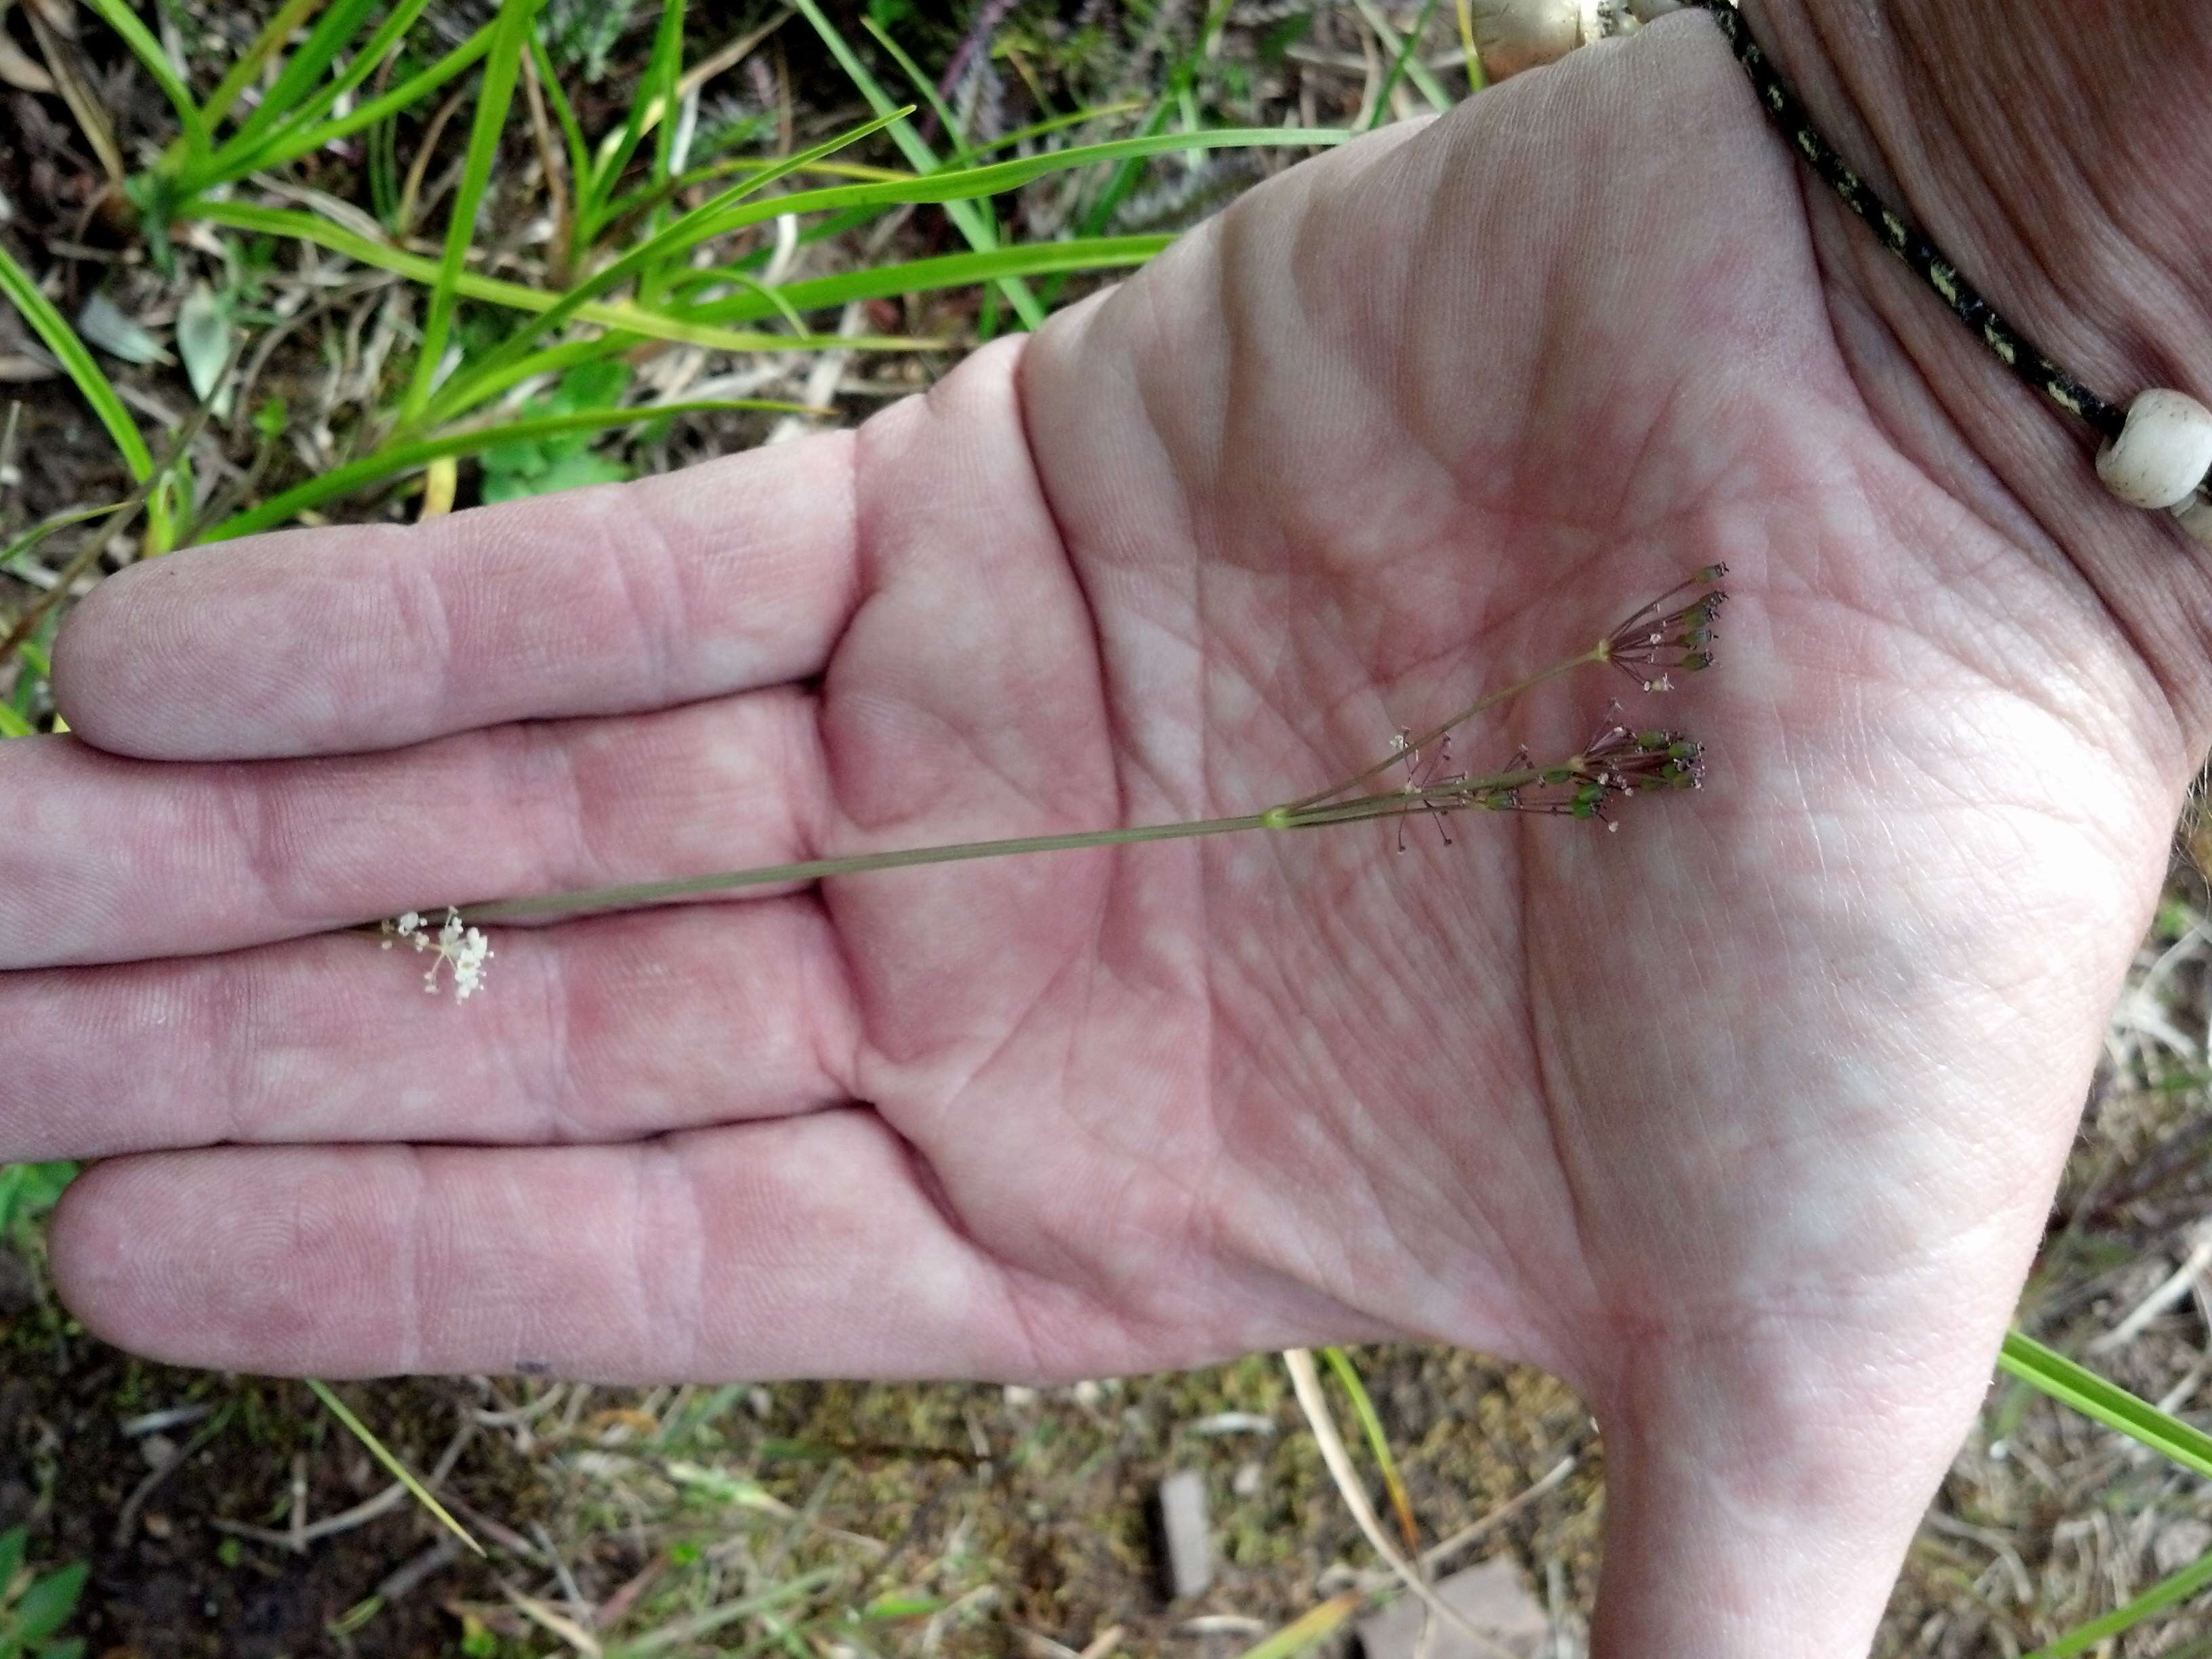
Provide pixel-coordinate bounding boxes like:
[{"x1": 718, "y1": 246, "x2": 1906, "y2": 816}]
[{"x1": 52, "y1": 430, "x2": 859, "y2": 762}]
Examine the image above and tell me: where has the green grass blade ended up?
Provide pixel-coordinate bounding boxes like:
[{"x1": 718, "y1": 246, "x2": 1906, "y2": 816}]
[
  {"x1": 0, "y1": 240, "x2": 155, "y2": 483},
  {"x1": 645, "y1": 0, "x2": 686, "y2": 194},
  {"x1": 199, "y1": 399, "x2": 819, "y2": 543},
  {"x1": 2, "y1": 501, "x2": 128, "y2": 573},
  {"x1": 1452, "y1": 0, "x2": 1487, "y2": 94},
  {"x1": 2025, "y1": 1545, "x2": 2212, "y2": 1658},
  {"x1": 651, "y1": 126, "x2": 1341, "y2": 257},
  {"x1": 219, "y1": 0, "x2": 384, "y2": 161},
  {"x1": 598, "y1": 154, "x2": 912, "y2": 235},
  {"x1": 970, "y1": 99, "x2": 1146, "y2": 158},
  {"x1": 682, "y1": 234, "x2": 1173, "y2": 325},
  {"x1": 1366, "y1": 0, "x2": 1447, "y2": 130},
  {"x1": 1319, "y1": 1347, "x2": 1418, "y2": 1550},
  {"x1": 213, "y1": 24, "x2": 499, "y2": 182},
  {"x1": 860, "y1": 16, "x2": 966, "y2": 152},
  {"x1": 512, "y1": 125, "x2": 1336, "y2": 376},
  {"x1": 182, "y1": 201, "x2": 902, "y2": 358},
  {"x1": 1236, "y1": 1595, "x2": 1364, "y2": 1659},
  {"x1": 529, "y1": 27, "x2": 592, "y2": 209},
  {"x1": 80, "y1": 0, "x2": 212, "y2": 157},
  {"x1": 609, "y1": 1568, "x2": 839, "y2": 1658},
  {"x1": 302, "y1": 1379, "x2": 483, "y2": 1556},
  {"x1": 789, "y1": 0, "x2": 1043, "y2": 329},
  {"x1": 575, "y1": 0, "x2": 687, "y2": 245},
  {"x1": 396, "y1": 0, "x2": 546, "y2": 430},
  {"x1": 1997, "y1": 1329, "x2": 2212, "y2": 1478},
  {"x1": 209, "y1": 0, "x2": 443, "y2": 180},
  {"x1": 422, "y1": 108, "x2": 905, "y2": 427},
  {"x1": 1349, "y1": 0, "x2": 1454, "y2": 115},
  {"x1": 200, "y1": 0, "x2": 327, "y2": 127}
]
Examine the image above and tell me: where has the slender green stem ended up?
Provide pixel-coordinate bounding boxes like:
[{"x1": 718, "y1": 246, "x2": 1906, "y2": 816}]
[
  {"x1": 462, "y1": 762, "x2": 1560, "y2": 926},
  {"x1": 1279, "y1": 648, "x2": 1601, "y2": 815},
  {"x1": 466, "y1": 813, "x2": 1277, "y2": 922}
]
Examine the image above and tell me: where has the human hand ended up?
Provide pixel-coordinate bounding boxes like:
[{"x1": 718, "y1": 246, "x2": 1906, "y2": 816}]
[{"x1": 9, "y1": 8, "x2": 2210, "y2": 1654}]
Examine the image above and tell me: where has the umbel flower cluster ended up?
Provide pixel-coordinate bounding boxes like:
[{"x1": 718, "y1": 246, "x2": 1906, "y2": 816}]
[
  {"x1": 1599, "y1": 565, "x2": 1726, "y2": 693},
  {"x1": 375, "y1": 566, "x2": 1727, "y2": 1001},
  {"x1": 380, "y1": 908, "x2": 493, "y2": 1000}
]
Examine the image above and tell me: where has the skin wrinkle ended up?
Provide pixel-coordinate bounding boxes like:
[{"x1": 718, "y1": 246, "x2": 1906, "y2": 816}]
[
  {"x1": 524, "y1": 927, "x2": 590, "y2": 1147},
  {"x1": 396, "y1": 533, "x2": 462, "y2": 745},
  {"x1": 602, "y1": 495, "x2": 695, "y2": 712},
  {"x1": 395, "y1": 1147, "x2": 428, "y2": 1376}
]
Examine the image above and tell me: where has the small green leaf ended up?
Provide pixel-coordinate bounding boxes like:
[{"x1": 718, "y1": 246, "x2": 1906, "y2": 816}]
[
  {"x1": 0, "y1": 1524, "x2": 26, "y2": 1590},
  {"x1": 493, "y1": 450, "x2": 631, "y2": 500},
  {"x1": 14, "y1": 1561, "x2": 87, "y2": 1643},
  {"x1": 478, "y1": 435, "x2": 550, "y2": 478},
  {"x1": 552, "y1": 358, "x2": 631, "y2": 411},
  {"x1": 251, "y1": 396, "x2": 289, "y2": 441}
]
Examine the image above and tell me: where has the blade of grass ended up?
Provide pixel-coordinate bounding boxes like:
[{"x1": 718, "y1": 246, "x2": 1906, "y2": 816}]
[
  {"x1": 1, "y1": 501, "x2": 128, "y2": 573},
  {"x1": 529, "y1": 26, "x2": 592, "y2": 216},
  {"x1": 2026, "y1": 1546, "x2": 2212, "y2": 1658},
  {"x1": 199, "y1": 0, "x2": 328, "y2": 127},
  {"x1": 573, "y1": 0, "x2": 687, "y2": 246},
  {"x1": 420, "y1": 108, "x2": 907, "y2": 427},
  {"x1": 860, "y1": 16, "x2": 966, "y2": 153},
  {"x1": 789, "y1": 0, "x2": 1044, "y2": 329},
  {"x1": 611, "y1": 1568, "x2": 838, "y2": 1658},
  {"x1": 1319, "y1": 1347, "x2": 1420, "y2": 1553},
  {"x1": 396, "y1": 0, "x2": 546, "y2": 430},
  {"x1": 198, "y1": 398, "x2": 821, "y2": 543},
  {"x1": 1348, "y1": 0, "x2": 1455, "y2": 114},
  {"x1": 1366, "y1": 0, "x2": 1447, "y2": 129},
  {"x1": 0, "y1": 238, "x2": 157, "y2": 485},
  {"x1": 224, "y1": 20, "x2": 497, "y2": 182},
  {"x1": 188, "y1": 126, "x2": 1340, "y2": 360},
  {"x1": 217, "y1": 0, "x2": 384, "y2": 163},
  {"x1": 1236, "y1": 1595, "x2": 1364, "y2": 1659},
  {"x1": 680, "y1": 234, "x2": 1172, "y2": 324},
  {"x1": 434, "y1": 125, "x2": 1340, "y2": 421},
  {"x1": 646, "y1": 0, "x2": 687, "y2": 194},
  {"x1": 184, "y1": 201, "x2": 914, "y2": 361},
  {"x1": 1998, "y1": 1329, "x2": 2212, "y2": 1478},
  {"x1": 1452, "y1": 0, "x2": 1487, "y2": 93},
  {"x1": 80, "y1": 0, "x2": 213, "y2": 157},
  {"x1": 599, "y1": 153, "x2": 914, "y2": 235},
  {"x1": 1282, "y1": 1350, "x2": 1510, "y2": 1659},
  {"x1": 302, "y1": 1379, "x2": 483, "y2": 1557}
]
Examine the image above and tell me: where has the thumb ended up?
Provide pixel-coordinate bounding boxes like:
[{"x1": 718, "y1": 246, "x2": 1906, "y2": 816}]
[{"x1": 1585, "y1": 1316, "x2": 1994, "y2": 1657}]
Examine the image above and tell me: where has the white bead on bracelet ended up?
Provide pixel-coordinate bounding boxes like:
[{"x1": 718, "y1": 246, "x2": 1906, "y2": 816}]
[{"x1": 2097, "y1": 388, "x2": 2212, "y2": 547}]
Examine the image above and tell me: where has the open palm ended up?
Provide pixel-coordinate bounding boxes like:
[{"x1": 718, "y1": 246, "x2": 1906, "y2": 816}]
[{"x1": 9, "y1": 16, "x2": 2205, "y2": 1653}]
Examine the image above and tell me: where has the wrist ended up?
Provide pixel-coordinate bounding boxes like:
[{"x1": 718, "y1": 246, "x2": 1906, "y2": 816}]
[{"x1": 1718, "y1": 1, "x2": 2212, "y2": 731}]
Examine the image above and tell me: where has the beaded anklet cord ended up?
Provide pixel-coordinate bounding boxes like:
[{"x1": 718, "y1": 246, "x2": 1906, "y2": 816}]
[{"x1": 1681, "y1": 0, "x2": 2212, "y2": 546}]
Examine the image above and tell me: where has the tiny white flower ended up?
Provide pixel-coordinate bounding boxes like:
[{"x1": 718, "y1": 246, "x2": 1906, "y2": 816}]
[{"x1": 385, "y1": 906, "x2": 494, "y2": 1002}]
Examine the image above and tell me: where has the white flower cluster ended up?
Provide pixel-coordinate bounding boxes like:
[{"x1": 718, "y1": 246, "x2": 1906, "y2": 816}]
[{"x1": 380, "y1": 907, "x2": 493, "y2": 1000}]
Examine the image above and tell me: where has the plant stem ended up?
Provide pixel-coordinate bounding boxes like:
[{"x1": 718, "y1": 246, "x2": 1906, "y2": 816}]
[
  {"x1": 467, "y1": 812, "x2": 1271, "y2": 922},
  {"x1": 451, "y1": 636, "x2": 1629, "y2": 926},
  {"x1": 462, "y1": 764, "x2": 1560, "y2": 924},
  {"x1": 1277, "y1": 648, "x2": 1601, "y2": 815}
]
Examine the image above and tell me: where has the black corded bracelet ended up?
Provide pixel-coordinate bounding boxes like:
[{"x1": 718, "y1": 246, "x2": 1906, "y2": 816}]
[{"x1": 1681, "y1": 0, "x2": 2212, "y2": 548}]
